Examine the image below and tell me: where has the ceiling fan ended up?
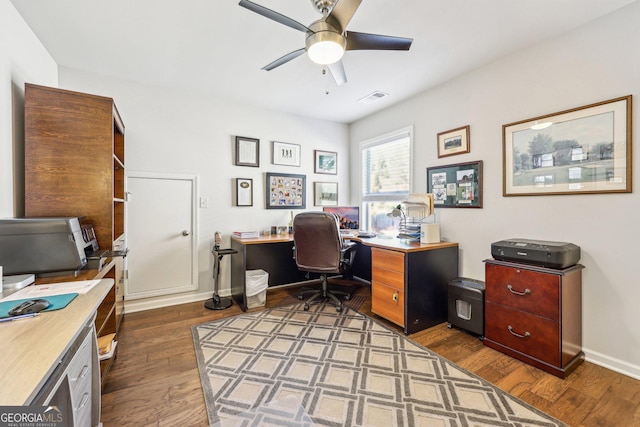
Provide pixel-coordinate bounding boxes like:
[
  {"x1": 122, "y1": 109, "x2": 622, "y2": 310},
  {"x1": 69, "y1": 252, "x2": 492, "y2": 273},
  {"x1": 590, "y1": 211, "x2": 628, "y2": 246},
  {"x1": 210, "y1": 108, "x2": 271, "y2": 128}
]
[{"x1": 238, "y1": 0, "x2": 413, "y2": 86}]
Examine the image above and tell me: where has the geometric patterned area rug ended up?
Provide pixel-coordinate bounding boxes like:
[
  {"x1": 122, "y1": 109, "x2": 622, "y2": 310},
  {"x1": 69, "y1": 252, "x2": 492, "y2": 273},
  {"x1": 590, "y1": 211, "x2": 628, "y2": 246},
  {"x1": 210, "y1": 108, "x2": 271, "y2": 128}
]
[{"x1": 192, "y1": 303, "x2": 566, "y2": 427}]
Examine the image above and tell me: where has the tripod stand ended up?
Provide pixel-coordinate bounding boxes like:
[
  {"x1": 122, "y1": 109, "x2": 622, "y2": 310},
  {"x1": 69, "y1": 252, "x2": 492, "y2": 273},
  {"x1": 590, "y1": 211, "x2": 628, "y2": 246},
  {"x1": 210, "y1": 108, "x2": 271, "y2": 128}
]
[{"x1": 204, "y1": 234, "x2": 237, "y2": 310}]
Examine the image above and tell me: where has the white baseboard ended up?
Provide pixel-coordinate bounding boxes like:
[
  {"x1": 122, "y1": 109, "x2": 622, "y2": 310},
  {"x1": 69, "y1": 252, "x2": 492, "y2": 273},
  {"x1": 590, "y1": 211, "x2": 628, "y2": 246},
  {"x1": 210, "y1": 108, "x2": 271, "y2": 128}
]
[
  {"x1": 585, "y1": 347, "x2": 640, "y2": 380},
  {"x1": 121, "y1": 281, "x2": 317, "y2": 314},
  {"x1": 124, "y1": 289, "x2": 227, "y2": 313}
]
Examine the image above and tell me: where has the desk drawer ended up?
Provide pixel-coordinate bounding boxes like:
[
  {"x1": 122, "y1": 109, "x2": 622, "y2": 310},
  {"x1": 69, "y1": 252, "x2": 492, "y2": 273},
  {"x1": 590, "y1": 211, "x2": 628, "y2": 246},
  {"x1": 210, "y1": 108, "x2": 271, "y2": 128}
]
[
  {"x1": 372, "y1": 267, "x2": 404, "y2": 290},
  {"x1": 485, "y1": 302, "x2": 560, "y2": 367},
  {"x1": 73, "y1": 389, "x2": 92, "y2": 427},
  {"x1": 372, "y1": 248, "x2": 404, "y2": 272},
  {"x1": 67, "y1": 329, "x2": 94, "y2": 410},
  {"x1": 67, "y1": 332, "x2": 92, "y2": 385},
  {"x1": 485, "y1": 263, "x2": 560, "y2": 319},
  {"x1": 372, "y1": 281, "x2": 404, "y2": 327}
]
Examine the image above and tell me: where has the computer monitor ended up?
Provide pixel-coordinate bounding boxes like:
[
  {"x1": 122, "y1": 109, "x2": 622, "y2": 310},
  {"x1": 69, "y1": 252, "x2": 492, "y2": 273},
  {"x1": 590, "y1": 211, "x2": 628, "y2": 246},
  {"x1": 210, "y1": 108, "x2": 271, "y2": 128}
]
[{"x1": 323, "y1": 206, "x2": 359, "y2": 231}]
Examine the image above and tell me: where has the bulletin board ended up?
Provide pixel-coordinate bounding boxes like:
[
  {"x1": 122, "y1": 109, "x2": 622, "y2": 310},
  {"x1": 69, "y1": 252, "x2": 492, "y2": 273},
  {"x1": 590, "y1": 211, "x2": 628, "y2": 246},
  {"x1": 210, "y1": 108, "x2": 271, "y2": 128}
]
[{"x1": 426, "y1": 160, "x2": 483, "y2": 208}]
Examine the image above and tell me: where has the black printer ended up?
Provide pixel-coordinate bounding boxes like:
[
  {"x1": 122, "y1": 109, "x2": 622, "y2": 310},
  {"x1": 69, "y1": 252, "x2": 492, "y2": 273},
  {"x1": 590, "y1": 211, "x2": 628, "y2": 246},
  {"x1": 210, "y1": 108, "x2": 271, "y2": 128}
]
[{"x1": 491, "y1": 238, "x2": 580, "y2": 269}]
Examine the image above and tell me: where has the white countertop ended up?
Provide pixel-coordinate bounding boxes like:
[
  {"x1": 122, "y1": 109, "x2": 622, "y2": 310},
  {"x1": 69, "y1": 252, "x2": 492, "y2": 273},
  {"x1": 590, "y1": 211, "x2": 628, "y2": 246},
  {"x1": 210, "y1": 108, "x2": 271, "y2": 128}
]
[{"x1": 0, "y1": 279, "x2": 113, "y2": 405}]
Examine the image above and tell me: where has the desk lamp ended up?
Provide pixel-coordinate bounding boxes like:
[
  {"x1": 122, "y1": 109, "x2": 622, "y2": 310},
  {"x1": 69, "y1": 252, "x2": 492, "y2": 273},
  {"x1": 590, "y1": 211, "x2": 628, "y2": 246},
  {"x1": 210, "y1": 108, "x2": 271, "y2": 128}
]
[{"x1": 204, "y1": 231, "x2": 237, "y2": 310}]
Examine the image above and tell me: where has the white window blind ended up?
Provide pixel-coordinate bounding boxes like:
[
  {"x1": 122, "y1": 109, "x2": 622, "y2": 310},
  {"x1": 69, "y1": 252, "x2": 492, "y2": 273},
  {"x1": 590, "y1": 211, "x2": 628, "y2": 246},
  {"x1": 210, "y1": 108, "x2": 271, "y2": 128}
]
[
  {"x1": 362, "y1": 131, "x2": 411, "y2": 200},
  {"x1": 360, "y1": 128, "x2": 412, "y2": 233}
]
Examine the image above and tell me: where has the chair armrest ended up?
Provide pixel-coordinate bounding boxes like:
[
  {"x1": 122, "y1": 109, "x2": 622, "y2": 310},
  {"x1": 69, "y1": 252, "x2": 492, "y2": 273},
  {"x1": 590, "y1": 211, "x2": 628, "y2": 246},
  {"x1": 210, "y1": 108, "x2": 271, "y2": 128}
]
[{"x1": 340, "y1": 241, "x2": 357, "y2": 267}]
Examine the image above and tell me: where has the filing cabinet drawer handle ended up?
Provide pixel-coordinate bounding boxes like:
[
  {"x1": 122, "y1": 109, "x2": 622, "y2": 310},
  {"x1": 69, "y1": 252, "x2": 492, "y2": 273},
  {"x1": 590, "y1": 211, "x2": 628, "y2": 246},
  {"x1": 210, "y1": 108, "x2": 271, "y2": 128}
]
[
  {"x1": 507, "y1": 325, "x2": 531, "y2": 339},
  {"x1": 71, "y1": 365, "x2": 89, "y2": 383},
  {"x1": 507, "y1": 284, "x2": 531, "y2": 296},
  {"x1": 392, "y1": 291, "x2": 398, "y2": 302},
  {"x1": 77, "y1": 392, "x2": 90, "y2": 410},
  {"x1": 78, "y1": 365, "x2": 89, "y2": 380}
]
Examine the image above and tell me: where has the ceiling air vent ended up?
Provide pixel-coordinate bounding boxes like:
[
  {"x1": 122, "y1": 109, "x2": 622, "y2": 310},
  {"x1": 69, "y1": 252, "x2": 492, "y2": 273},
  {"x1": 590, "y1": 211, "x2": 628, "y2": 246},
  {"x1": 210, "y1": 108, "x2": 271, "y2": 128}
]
[{"x1": 358, "y1": 91, "x2": 389, "y2": 104}]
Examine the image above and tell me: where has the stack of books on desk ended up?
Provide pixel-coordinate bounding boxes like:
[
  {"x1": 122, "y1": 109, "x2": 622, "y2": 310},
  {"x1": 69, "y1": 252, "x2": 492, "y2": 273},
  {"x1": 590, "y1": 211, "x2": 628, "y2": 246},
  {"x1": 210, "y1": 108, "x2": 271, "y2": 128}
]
[{"x1": 233, "y1": 230, "x2": 260, "y2": 238}]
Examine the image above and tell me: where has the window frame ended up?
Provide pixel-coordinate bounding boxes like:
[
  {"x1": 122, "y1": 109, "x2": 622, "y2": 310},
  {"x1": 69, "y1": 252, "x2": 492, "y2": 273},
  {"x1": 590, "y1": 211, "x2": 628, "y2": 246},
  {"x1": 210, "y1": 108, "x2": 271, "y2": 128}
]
[{"x1": 358, "y1": 126, "x2": 414, "y2": 231}]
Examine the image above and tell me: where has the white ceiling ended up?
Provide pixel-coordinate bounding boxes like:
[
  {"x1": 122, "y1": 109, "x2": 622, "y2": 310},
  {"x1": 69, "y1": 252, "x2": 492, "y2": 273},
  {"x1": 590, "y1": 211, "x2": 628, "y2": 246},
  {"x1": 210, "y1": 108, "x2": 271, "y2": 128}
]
[{"x1": 10, "y1": 0, "x2": 636, "y2": 124}]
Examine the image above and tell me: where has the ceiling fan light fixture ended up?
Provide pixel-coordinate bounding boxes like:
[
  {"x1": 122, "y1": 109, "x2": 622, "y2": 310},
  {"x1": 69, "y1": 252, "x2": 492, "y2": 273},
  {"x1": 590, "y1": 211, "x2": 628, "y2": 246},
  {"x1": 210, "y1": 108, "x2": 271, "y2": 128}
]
[{"x1": 306, "y1": 31, "x2": 345, "y2": 65}]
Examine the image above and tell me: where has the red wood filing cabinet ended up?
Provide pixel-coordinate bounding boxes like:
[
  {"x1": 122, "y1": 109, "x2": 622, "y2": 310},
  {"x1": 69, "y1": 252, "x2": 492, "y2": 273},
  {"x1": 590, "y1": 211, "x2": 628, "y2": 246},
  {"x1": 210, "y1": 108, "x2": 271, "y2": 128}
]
[{"x1": 483, "y1": 259, "x2": 584, "y2": 378}]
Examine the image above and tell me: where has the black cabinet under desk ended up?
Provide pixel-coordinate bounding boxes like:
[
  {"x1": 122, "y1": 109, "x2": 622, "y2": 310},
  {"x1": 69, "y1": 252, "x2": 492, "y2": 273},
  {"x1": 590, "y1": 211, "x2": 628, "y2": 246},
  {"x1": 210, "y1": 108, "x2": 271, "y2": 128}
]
[{"x1": 231, "y1": 235, "x2": 307, "y2": 310}]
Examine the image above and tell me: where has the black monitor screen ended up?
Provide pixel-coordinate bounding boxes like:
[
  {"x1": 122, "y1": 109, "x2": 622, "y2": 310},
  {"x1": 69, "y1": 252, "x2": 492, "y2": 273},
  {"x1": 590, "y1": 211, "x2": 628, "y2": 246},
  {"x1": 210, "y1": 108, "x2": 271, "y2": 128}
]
[{"x1": 323, "y1": 206, "x2": 359, "y2": 230}]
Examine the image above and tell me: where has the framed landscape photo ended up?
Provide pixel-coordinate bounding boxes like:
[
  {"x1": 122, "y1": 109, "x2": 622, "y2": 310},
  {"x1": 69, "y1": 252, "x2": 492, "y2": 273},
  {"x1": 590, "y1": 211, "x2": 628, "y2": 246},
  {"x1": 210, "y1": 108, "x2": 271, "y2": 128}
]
[
  {"x1": 437, "y1": 125, "x2": 470, "y2": 158},
  {"x1": 235, "y1": 178, "x2": 253, "y2": 206},
  {"x1": 265, "y1": 172, "x2": 306, "y2": 209},
  {"x1": 314, "y1": 182, "x2": 338, "y2": 206},
  {"x1": 272, "y1": 141, "x2": 301, "y2": 167},
  {"x1": 314, "y1": 150, "x2": 337, "y2": 174},
  {"x1": 235, "y1": 136, "x2": 259, "y2": 167},
  {"x1": 503, "y1": 95, "x2": 632, "y2": 196},
  {"x1": 427, "y1": 160, "x2": 483, "y2": 208}
]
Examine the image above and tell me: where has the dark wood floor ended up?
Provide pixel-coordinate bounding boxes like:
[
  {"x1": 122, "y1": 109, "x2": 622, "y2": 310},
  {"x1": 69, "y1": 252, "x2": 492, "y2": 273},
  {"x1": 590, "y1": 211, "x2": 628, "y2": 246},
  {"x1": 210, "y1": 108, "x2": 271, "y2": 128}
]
[{"x1": 100, "y1": 281, "x2": 640, "y2": 427}]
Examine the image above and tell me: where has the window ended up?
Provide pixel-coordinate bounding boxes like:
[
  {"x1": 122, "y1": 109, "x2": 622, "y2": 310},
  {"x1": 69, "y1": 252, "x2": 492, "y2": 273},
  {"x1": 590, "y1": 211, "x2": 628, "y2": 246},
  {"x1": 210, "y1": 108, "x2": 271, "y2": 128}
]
[{"x1": 360, "y1": 127, "x2": 412, "y2": 234}]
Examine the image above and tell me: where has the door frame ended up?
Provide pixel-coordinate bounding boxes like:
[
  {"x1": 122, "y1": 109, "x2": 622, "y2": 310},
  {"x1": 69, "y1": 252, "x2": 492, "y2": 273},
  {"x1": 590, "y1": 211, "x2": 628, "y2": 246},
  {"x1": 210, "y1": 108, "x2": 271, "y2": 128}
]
[{"x1": 125, "y1": 171, "x2": 199, "y2": 299}]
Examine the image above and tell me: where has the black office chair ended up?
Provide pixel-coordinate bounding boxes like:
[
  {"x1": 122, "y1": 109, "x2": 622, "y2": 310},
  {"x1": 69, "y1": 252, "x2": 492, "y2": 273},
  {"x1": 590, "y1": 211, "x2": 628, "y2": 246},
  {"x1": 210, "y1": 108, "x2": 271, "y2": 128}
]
[{"x1": 293, "y1": 212, "x2": 356, "y2": 312}]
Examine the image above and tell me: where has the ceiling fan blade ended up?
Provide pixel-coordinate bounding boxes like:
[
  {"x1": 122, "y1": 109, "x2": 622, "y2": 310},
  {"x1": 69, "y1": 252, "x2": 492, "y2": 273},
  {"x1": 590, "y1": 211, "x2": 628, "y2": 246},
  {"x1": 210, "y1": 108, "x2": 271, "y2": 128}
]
[
  {"x1": 239, "y1": 0, "x2": 311, "y2": 33},
  {"x1": 325, "y1": 0, "x2": 362, "y2": 33},
  {"x1": 262, "y1": 48, "x2": 306, "y2": 71},
  {"x1": 327, "y1": 61, "x2": 347, "y2": 86},
  {"x1": 345, "y1": 31, "x2": 413, "y2": 51}
]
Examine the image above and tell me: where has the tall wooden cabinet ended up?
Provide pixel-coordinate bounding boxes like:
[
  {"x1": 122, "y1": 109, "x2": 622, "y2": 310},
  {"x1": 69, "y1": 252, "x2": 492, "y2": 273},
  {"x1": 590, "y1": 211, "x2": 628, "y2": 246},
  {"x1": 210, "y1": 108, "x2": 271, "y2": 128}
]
[
  {"x1": 24, "y1": 83, "x2": 126, "y2": 384},
  {"x1": 24, "y1": 83, "x2": 125, "y2": 250}
]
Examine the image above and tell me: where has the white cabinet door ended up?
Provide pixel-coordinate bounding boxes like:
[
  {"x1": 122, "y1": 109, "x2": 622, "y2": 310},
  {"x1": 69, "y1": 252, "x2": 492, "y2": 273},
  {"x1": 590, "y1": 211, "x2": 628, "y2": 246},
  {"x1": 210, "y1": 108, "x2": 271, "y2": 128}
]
[{"x1": 126, "y1": 172, "x2": 198, "y2": 299}]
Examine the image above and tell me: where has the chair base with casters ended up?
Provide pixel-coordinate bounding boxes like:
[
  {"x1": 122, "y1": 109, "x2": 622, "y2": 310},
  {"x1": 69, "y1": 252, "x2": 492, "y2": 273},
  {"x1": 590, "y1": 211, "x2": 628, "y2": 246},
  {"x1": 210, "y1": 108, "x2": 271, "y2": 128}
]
[
  {"x1": 204, "y1": 247, "x2": 237, "y2": 310},
  {"x1": 297, "y1": 274, "x2": 352, "y2": 312}
]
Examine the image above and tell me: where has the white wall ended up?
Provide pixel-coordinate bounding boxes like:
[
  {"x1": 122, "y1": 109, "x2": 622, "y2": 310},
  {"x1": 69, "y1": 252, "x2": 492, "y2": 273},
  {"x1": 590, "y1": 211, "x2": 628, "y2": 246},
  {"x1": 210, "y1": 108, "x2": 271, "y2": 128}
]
[
  {"x1": 0, "y1": 0, "x2": 57, "y2": 218},
  {"x1": 350, "y1": 3, "x2": 640, "y2": 379},
  {"x1": 58, "y1": 68, "x2": 349, "y2": 311},
  {"x1": 4, "y1": 0, "x2": 638, "y2": 379}
]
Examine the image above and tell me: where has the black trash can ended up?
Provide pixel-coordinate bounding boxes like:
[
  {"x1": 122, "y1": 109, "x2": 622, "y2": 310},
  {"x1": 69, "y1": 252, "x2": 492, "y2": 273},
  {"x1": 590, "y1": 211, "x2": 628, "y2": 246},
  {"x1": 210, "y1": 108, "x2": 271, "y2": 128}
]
[{"x1": 447, "y1": 277, "x2": 485, "y2": 337}]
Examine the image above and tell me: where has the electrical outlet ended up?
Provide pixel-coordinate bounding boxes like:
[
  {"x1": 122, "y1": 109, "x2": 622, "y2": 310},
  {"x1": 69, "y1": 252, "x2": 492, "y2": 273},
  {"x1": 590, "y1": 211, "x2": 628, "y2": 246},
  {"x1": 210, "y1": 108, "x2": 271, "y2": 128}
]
[{"x1": 200, "y1": 197, "x2": 208, "y2": 208}]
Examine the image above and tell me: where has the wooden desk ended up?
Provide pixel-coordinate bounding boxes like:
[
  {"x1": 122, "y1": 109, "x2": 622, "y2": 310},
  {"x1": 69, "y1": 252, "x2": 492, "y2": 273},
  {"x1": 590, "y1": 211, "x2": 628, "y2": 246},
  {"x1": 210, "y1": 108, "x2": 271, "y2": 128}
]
[
  {"x1": 0, "y1": 279, "x2": 113, "y2": 406},
  {"x1": 365, "y1": 238, "x2": 459, "y2": 334},
  {"x1": 231, "y1": 235, "x2": 459, "y2": 333}
]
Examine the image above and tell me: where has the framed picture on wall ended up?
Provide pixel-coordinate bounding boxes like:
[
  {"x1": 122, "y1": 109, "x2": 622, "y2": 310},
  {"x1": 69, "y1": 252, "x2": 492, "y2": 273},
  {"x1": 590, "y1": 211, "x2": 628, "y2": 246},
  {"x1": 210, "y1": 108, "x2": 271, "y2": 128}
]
[
  {"x1": 235, "y1": 178, "x2": 253, "y2": 206},
  {"x1": 265, "y1": 172, "x2": 306, "y2": 209},
  {"x1": 503, "y1": 95, "x2": 632, "y2": 196},
  {"x1": 314, "y1": 182, "x2": 338, "y2": 206},
  {"x1": 437, "y1": 125, "x2": 470, "y2": 158},
  {"x1": 235, "y1": 136, "x2": 259, "y2": 167},
  {"x1": 272, "y1": 141, "x2": 301, "y2": 166},
  {"x1": 314, "y1": 150, "x2": 337, "y2": 174}
]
